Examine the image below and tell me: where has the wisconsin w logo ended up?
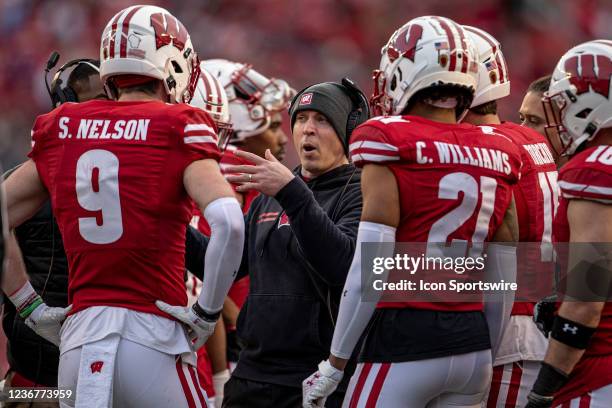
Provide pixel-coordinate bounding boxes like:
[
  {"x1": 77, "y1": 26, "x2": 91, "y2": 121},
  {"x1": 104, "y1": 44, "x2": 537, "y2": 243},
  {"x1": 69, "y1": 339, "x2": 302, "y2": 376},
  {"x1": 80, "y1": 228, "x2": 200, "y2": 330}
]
[
  {"x1": 388, "y1": 24, "x2": 423, "y2": 63},
  {"x1": 150, "y1": 13, "x2": 188, "y2": 51},
  {"x1": 564, "y1": 54, "x2": 612, "y2": 98}
]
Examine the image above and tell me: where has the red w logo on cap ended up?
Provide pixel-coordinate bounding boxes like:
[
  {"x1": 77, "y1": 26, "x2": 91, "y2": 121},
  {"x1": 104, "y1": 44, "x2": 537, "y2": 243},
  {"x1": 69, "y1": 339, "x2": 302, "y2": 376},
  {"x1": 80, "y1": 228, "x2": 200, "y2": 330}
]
[
  {"x1": 564, "y1": 54, "x2": 612, "y2": 98},
  {"x1": 90, "y1": 361, "x2": 104, "y2": 374},
  {"x1": 150, "y1": 13, "x2": 188, "y2": 51}
]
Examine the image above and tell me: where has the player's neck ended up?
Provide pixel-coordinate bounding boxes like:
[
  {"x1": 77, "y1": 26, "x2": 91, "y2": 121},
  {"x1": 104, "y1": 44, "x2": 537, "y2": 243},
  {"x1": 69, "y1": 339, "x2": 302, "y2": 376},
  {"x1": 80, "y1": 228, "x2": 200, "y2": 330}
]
[
  {"x1": 117, "y1": 91, "x2": 165, "y2": 102},
  {"x1": 462, "y1": 111, "x2": 501, "y2": 126},
  {"x1": 406, "y1": 102, "x2": 456, "y2": 124}
]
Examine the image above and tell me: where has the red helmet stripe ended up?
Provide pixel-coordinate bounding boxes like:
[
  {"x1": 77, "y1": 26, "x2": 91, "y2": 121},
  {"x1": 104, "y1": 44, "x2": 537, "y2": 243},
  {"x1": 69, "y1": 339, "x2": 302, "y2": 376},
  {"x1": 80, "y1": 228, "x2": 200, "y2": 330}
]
[
  {"x1": 120, "y1": 6, "x2": 144, "y2": 58},
  {"x1": 434, "y1": 17, "x2": 457, "y2": 72},
  {"x1": 108, "y1": 11, "x2": 123, "y2": 59},
  {"x1": 463, "y1": 26, "x2": 507, "y2": 83},
  {"x1": 454, "y1": 23, "x2": 469, "y2": 73}
]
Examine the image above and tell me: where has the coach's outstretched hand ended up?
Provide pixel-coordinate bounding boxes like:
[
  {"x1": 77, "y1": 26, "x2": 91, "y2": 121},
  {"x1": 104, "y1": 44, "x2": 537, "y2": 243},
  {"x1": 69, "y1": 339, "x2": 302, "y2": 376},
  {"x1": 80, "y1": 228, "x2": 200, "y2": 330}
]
[
  {"x1": 25, "y1": 303, "x2": 72, "y2": 347},
  {"x1": 156, "y1": 300, "x2": 216, "y2": 350}
]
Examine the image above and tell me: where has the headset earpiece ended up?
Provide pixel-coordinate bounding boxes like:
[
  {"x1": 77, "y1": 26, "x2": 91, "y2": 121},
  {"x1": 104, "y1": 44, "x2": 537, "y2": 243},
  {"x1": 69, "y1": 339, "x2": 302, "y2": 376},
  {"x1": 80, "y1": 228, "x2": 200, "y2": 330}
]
[
  {"x1": 341, "y1": 77, "x2": 370, "y2": 138},
  {"x1": 48, "y1": 58, "x2": 100, "y2": 107}
]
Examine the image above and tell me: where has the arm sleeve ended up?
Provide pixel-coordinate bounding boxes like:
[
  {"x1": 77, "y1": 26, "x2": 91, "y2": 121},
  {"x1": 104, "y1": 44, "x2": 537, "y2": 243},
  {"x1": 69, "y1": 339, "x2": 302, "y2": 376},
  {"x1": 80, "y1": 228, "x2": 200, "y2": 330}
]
[
  {"x1": 275, "y1": 176, "x2": 362, "y2": 286},
  {"x1": 330, "y1": 221, "x2": 396, "y2": 359},
  {"x1": 196, "y1": 197, "x2": 245, "y2": 313},
  {"x1": 483, "y1": 244, "x2": 517, "y2": 360}
]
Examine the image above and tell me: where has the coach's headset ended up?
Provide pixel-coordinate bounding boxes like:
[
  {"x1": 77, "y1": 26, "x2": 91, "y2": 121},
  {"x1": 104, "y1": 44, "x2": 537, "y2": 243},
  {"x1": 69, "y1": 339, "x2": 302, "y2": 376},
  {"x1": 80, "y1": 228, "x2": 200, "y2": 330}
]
[
  {"x1": 44, "y1": 51, "x2": 100, "y2": 108},
  {"x1": 289, "y1": 77, "x2": 370, "y2": 143},
  {"x1": 287, "y1": 78, "x2": 369, "y2": 325}
]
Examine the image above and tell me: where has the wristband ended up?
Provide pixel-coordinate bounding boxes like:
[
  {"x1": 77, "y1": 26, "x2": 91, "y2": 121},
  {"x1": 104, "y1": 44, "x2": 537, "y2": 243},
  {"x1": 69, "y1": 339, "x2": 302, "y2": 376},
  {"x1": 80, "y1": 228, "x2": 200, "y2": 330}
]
[
  {"x1": 192, "y1": 301, "x2": 220, "y2": 322},
  {"x1": 8, "y1": 282, "x2": 43, "y2": 319},
  {"x1": 551, "y1": 315, "x2": 596, "y2": 349}
]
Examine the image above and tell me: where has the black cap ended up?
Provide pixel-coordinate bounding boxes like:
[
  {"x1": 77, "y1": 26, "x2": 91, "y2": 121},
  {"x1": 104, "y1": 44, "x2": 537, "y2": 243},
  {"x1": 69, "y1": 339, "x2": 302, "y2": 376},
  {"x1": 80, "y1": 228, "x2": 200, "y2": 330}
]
[{"x1": 289, "y1": 82, "x2": 355, "y2": 154}]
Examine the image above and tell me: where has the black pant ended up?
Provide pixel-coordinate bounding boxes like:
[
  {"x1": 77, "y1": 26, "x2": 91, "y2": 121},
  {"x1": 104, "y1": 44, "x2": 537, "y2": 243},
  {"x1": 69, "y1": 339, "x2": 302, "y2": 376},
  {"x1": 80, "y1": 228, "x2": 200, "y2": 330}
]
[{"x1": 223, "y1": 377, "x2": 345, "y2": 408}]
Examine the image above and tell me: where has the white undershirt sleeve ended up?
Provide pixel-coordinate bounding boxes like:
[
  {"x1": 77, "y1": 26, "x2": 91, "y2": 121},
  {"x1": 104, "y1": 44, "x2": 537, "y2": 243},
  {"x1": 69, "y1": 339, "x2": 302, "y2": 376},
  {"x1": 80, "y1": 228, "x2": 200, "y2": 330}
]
[
  {"x1": 197, "y1": 197, "x2": 245, "y2": 313},
  {"x1": 330, "y1": 221, "x2": 396, "y2": 360}
]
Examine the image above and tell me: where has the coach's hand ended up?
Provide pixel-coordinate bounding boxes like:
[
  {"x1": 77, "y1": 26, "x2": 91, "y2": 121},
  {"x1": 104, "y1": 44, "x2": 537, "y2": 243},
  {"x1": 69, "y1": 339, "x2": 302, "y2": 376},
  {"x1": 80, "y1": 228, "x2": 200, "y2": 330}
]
[
  {"x1": 156, "y1": 301, "x2": 216, "y2": 350},
  {"x1": 225, "y1": 149, "x2": 295, "y2": 197},
  {"x1": 302, "y1": 360, "x2": 344, "y2": 408},
  {"x1": 25, "y1": 303, "x2": 72, "y2": 347}
]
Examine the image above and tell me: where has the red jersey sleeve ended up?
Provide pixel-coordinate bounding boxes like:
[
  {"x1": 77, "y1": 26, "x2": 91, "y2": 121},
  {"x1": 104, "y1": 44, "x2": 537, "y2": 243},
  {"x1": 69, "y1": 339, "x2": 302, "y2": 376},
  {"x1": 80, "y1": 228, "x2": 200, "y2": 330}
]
[
  {"x1": 176, "y1": 105, "x2": 222, "y2": 163},
  {"x1": 27, "y1": 110, "x2": 56, "y2": 162},
  {"x1": 349, "y1": 118, "x2": 402, "y2": 167},
  {"x1": 558, "y1": 145, "x2": 612, "y2": 204}
]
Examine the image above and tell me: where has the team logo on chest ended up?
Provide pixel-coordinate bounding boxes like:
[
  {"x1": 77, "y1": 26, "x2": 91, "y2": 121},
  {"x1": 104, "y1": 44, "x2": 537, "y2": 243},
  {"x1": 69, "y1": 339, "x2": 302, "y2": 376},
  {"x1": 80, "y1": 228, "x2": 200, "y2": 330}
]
[{"x1": 278, "y1": 212, "x2": 290, "y2": 228}]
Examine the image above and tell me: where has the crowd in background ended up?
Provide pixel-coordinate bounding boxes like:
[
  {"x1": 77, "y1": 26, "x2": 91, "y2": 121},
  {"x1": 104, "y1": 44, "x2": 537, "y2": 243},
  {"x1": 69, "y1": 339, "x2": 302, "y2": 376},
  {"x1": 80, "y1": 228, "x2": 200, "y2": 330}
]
[{"x1": 0, "y1": 0, "x2": 610, "y2": 169}]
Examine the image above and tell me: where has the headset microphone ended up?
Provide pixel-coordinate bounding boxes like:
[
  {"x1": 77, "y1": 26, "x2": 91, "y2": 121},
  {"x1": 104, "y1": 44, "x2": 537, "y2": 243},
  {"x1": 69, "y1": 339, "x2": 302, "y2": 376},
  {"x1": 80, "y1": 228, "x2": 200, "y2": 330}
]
[{"x1": 44, "y1": 51, "x2": 61, "y2": 100}]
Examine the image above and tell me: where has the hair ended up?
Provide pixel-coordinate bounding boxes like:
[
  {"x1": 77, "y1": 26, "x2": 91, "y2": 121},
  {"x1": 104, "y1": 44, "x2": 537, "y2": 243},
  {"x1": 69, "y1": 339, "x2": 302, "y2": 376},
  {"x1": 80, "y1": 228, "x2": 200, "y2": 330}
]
[
  {"x1": 527, "y1": 75, "x2": 552, "y2": 94},
  {"x1": 470, "y1": 100, "x2": 498, "y2": 115},
  {"x1": 403, "y1": 84, "x2": 475, "y2": 119},
  {"x1": 67, "y1": 60, "x2": 100, "y2": 92}
]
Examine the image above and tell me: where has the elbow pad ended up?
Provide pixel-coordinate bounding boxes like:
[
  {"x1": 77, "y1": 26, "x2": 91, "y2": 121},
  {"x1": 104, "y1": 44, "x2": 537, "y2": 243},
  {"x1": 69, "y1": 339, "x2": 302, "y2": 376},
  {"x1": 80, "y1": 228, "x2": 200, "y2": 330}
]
[{"x1": 197, "y1": 197, "x2": 245, "y2": 314}]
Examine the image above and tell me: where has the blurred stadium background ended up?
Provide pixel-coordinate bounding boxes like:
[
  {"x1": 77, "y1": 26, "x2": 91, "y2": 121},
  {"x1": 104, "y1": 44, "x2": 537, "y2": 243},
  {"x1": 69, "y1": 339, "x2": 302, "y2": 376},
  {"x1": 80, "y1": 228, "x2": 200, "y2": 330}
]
[{"x1": 0, "y1": 0, "x2": 610, "y2": 170}]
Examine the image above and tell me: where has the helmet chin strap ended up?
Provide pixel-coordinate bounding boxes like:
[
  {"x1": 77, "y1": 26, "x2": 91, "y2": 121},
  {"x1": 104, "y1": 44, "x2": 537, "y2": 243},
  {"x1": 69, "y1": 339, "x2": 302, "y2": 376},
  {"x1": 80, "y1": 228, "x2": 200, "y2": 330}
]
[{"x1": 423, "y1": 97, "x2": 458, "y2": 109}]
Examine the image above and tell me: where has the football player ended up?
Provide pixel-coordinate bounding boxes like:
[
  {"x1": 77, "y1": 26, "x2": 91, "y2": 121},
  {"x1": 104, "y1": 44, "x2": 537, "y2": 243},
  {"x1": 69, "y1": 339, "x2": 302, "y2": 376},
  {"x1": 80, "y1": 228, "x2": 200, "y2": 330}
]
[
  {"x1": 302, "y1": 16, "x2": 521, "y2": 407},
  {"x1": 2, "y1": 5, "x2": 244, "y2": 408},
  {"x1": 525, "y1": 40, "x2": 612, "y2": 408},
  {"x1": 519, "y1": 75, "x2": 568, "y2": 169},
  {"x1": 195, "y1": 58, "x2": 294, "y2": 377},
  {"x1": 461, "y1": 26, "x2": 558, "y2": 407},
  {"x1": 519, "y1": 76, "x2": 552, "y2": 138},
  {"x1": 188, "y1": 65, "x2": 236, "y2": 408}
]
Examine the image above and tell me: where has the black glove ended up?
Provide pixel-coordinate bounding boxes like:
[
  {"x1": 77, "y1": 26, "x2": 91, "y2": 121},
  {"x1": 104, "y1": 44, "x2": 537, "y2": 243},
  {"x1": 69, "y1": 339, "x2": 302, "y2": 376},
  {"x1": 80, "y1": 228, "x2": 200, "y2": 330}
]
[{"x1": 534, "y1": 295, "x2": 557, "y2": 337}]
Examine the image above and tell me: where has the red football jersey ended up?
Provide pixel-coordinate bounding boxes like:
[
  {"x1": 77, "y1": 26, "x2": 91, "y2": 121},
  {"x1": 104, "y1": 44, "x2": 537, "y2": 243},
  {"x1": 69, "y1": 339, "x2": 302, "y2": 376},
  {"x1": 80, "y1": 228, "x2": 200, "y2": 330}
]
[
  {"x1": 350, "y1": 115, "x2": 522, "y2": 312},
  {"x1": 552, "y1": 145, "x2": 612, "y2": 405},
  {"x1": 194, "y1": 145, "x2": 256, "y2": 312},
  {"x1": 28, "y1": 99, "x2": 221, "y2": 317},
  {"x1": 494, "y1": 122, "x2": 558, "y2": 315}
]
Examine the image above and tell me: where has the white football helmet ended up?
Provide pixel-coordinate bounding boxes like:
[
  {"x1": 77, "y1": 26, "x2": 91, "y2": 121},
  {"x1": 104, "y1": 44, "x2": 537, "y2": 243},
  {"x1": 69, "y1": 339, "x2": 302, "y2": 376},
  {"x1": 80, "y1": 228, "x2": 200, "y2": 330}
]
[
  {"x1": 463, "y1": 25, "x2": 510, "y2": 107},
  {"x1": 371, "y1": 16, "x2": 479, "y2": 116},
  {"x1": 191, "y1": 64, "x2": 233, "y2": 149},
  {"x1": 100, "y1": 5, "x2": 199, "y2": 103},
  {"x1": 202, "y1": 59, "x2": 294, "y2": 142},
  {"x1": 543, "y1": 40, "x2": 612, "y2": 155}
]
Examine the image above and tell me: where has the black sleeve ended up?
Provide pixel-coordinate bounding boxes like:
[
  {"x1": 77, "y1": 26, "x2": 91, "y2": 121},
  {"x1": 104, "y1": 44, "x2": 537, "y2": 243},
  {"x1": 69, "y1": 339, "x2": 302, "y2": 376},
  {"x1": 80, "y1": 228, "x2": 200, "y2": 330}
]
[
  {"x1": 184, "y1": 208, "x2": 251, "y2": 281},
  {"x1": 275, "y1": 176, "x2": 362, "y2": 287},
  {"x1": 235, "y1": 201, "x2": 256, "y2": 281},
  {"x1": 185, "y1": 225, "x2": 208, "y2": 280}
]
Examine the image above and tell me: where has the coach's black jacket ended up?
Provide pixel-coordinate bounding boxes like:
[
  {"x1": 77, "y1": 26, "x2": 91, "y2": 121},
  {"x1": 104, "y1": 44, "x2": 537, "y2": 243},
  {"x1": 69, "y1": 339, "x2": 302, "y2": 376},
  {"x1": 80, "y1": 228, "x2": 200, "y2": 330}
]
[
  {"x1": 2, "y1": 198, "x2": 68, "y2": 386},
  {"x1": 188, "y1": 163, "x2": 362, "y2": 389}
]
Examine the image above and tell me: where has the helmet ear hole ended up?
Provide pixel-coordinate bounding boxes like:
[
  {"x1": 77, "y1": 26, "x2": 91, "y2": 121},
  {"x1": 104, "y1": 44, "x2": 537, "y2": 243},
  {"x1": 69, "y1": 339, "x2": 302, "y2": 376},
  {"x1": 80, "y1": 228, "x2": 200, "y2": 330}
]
[
  {"x1": 390, "y1": 75, "x2": 397, "y2": 91},
  {"x1": 575, "y1": 108, "x2": 592, "y2": 119},
  {"x1": 171, "y1": 60, "x2": 183, "y2": 74}
]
